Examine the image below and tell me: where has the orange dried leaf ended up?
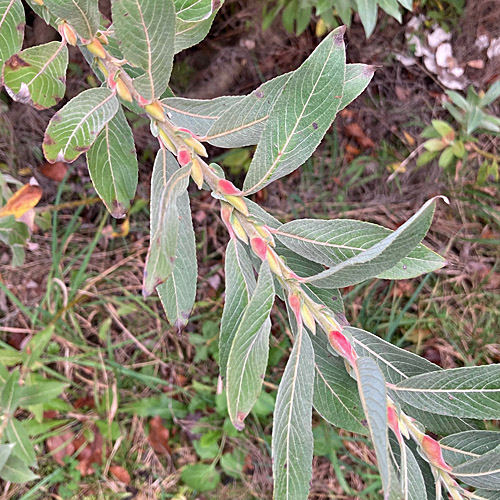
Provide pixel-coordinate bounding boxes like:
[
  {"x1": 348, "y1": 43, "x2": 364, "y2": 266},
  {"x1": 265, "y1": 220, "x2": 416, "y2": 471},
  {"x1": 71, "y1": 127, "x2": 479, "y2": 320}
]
[
  {"x1": 148, "y1": 416, "x2": 171, "y2": 454},
  {"x1": 39, "y1": 161, "x2": 68, "y2": 182},
  {"x1": 110, "y1": 465, "x2": 131, "y2": 484},
  {"x1": 46, "y1": 431, "x2": 75, "y2": 466},
  {"x1": 0, "y1": 184, "x2": 43, "y2": 218},
  {"x1": 344, "y1": 123, "x2": 375, "y2": 149}
]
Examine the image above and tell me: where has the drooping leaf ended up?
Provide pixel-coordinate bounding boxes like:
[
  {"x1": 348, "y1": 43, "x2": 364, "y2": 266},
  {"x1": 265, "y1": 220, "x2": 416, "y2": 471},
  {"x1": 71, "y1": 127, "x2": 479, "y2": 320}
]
[
  {"x1": 440, "y1": 431, "x2": 500, "y2": 467},
  {"x1": 378, "y1": 0, "x2": 402, "y2": 22},
  {"x1": 43, "y1": 88, "x2": 119, "y2": 163},
  {"x1": 226, "y1": 261, "x2": 274, "y2": 430},
  {"x1": 219, "y1": 239, "x2": 256, "y2": 380},
  {"x1": 243, "y1": 26, "x2": 346, "y2": 194},
  {"x1": 356, "y1": 356, "x2": 400, "y2": 500},
  {"x1": 42, "y1": 0, "x2": 99, "y2": 40},
  {"x1": 310, "y1": 331, "x2": 367, "y2": 434},
  {"x1": 157, "y1": 159, "x2": 197, "y2": 330},
  {"x1": 174, "y1": 0, "x2": 213, "y2": 22},
  {"x1": 272, "y1": 326, "x2": 314, "y2": 500},
  {"x1": 393, "y1": 364, "x2": 500, "y2": 420},
  {"x1": 206, "y1": 72, "x2": 292, "y2": 148},
  {"x1": 174, "y1": 4, "x2": 219, "y2": 54},
  {"x1": 451, "y1": 447, "x2": 500, "y2": 490},
  {"x1": 0, "y1": 0, "x2": 24, "y2": 66},
  {"x1": 355, "y1": 0, "x2": 378, "y2": 38},
  {"x1": 301, "y1": 197, "x2": 445, "y2": 288},
  {"x1": 143, "y1": 150, "x2": 191, "y2": 296},
  {"x1": 112, "y1": 0, "x2": 176, "y2": 101},
  {"x1": 0, "y1": 454, "x2": 38, "y2": 483},
  {"x1": 161, "y1": 95, "x2": 242, "y2": 137},
  {"x1": 87, "y1": 106, "x2": 138, "y2": 218},
  {"x1": 6, "y1": 418, "x2": 36, "y2": 468},
  {"x1": 3, "y1": 41, "x2": 67, "y2": 109}
]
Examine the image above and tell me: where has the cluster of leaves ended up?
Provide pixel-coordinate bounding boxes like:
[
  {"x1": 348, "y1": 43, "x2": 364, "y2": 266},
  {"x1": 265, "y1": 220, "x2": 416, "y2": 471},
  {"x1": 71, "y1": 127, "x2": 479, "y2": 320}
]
[
  {"x1": 262, "y1": 0, "x2": 413, "y2": 38},
  {"x1": 418, "y1": 83, "x2": 500, "y2": 184},
  {"x1": 0, "y1": 1, "x2": 500, "y2": 499}
]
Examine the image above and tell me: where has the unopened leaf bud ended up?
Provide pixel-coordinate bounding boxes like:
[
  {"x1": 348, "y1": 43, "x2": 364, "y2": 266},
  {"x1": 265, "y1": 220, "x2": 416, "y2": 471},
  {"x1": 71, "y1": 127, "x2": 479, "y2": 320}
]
[
  {"x1": 250, "y1": 237, "x2": 267, "y2": 260},
  {"x1": 224, "y1": 195, "x2": 249, "y2": 216},
  {"x1": 387, "y1": 406, "x2": 403, "y2": 444},
  {"x1": 220, "y1": 202, "x2": 235, "y2": 240},
  {"x1": 116, "y1": 78, "x2": 133, "y2": 102},
  {"x1": 86, "y1": 38, "x2": 106, "y2": 59},
  {"x1": 230, "y1": 213, "x2": 248, "y2": 243},
  {"x1": 177, "y1": 149, "x2": 192, "y2": 167},
  {"x1": 266, "y1": 248, "x2": 282, "y2": 276},
  {"x1": 300, "y1": 303, "x2": 316, "y2": 334},
  {"x1": 144, "y1": 101, "x2": 165, "y2": 122},
  {"x1": 288, "y1": 293, "x2": 302, "y2": 325},
  {"x1": 190, "y1": 158, "x2": 204, "y2": 189},
  {"x1": 33, "y1": 0, "x2": 43, "y2": 4},
  {"x1": 96, "y1": 32, "x2": 109, "y2": 45},
  {"x1": 59, "y1": 22, "x2": 77, "y2": 46},
  {"x1": 218, "y1": 179, "x2": 242, "y2": 196},
  {"x1": 158, "y1": 129, "x2": 177, "y2": 155},
  {"x1": 255, "y1": 224, "x2": 275, "y2": 247},
  {"x1": 97, "y1": 60, "x2": 109, "y2": 78},
  {"x1": 329, "y1": 330, "x2": 357, "y2": 365},
  {"x1": 184, "y1": 136, "x2": 208, "y2": 157},
  {"x1": 421, "y1": 436, "x2": 452, "y2": 472}
]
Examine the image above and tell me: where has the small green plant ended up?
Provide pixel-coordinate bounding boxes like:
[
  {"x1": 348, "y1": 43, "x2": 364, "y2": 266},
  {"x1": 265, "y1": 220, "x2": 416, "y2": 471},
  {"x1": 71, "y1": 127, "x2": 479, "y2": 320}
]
[
  {"x1": 1, "y1": 1, "x2": 500, "y2": 499},
  {"x1": 262, "y1": 0, "x2": 414, "y2": 38},
  {"x1": 418, "y1": 83, "x2": 500, "y2": 184}
]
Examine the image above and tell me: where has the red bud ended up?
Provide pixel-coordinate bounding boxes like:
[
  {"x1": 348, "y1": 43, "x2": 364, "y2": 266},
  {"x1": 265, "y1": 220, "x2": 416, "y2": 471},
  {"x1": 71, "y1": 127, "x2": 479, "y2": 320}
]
[
  {"x1": 178, "y1": 149, "x2": 191, "y2": 166},
  {"x1": 250, "y1": 237, "x2": 267, "y2": 260},
  {"x1": 218, "y1": 179, "x2": 242, "y2": 196},
  {"x1": 387, "y1": 406, "x2": 402, "y2": 443},
  {"x1": 329, "y1": 330, "x2": 357, "y2": 365},
  {"x1": 422, "y1": 436, "x2": 452, "y2": 472},
  {"x1": 288, "y1": 294, "x2": 301, "y2": 324},
  {"x1": 221, "y1": 203, "x2": 235, "y2": 240}
]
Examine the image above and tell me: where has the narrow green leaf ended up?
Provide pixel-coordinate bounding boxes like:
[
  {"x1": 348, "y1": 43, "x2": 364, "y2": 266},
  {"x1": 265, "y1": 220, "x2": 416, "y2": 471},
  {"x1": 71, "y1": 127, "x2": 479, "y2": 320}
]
[
  {"x1": 243, "y1": 26, "x2": 346, "y2": 194},
  {"x1": 87, "y1": 106, "x2": 138, "y2": 218},
  {"x1": 355, "y1": 0, "x2": 378, "y2": 37},
  {"x1": 0, "y1": 444, "x2": 14, "y2": 471},
  {"x1": 0, "y1": 0, "x2": 24, "y2": 66},
  {"x1": 17, "y1": 381, "x2": 66, "y2": 407},
  {"x1": 112, "y1": 0, "x2": 176, "y2": 101},
  {"x1": 302, "y1": 197, "x2": 444, "y2": 288},
  {"x1": 404, "y1": 442, "x2": 428, "y2": 500},
  {"x1": 482, "y1": 81, "x2": 500, "y2": 107},
  {"x1": 475, "y1": 490, "x2": 500, "y2": 499},
  {"x1": 219, "y1": 239, "x2": 256, "y2": 381},
  {"x1": 157, "y1": 162, "x2": 197, "y2": 330},
  {"x1": 43, "y1": 87, "x2": 119, "y2": 163},
  {"x1": 161, "y1": 95, "x2": 243, "y2": 137},
  {"x1": 467, "y1": 105, "x2": 484, "y2": 134},
  {"x1": 143, "y1": 150, "x2": 191, "y2": 296},
  {"x1": 1, "y1": 369, "x2": 20, "y2": 414},
  {"x1": 0, "y1": 454, "x2": 37, "y2": 483},
  {"x1": 310, "y1": 331, "x2": 367, "y2": 434},
  {"x1": 356, "y1": 356, "x2": 400, "y2": 500},
  {"x1": 440, "y1": 431, "x2": 500, "y2": 467},
  {"x1": 6, "y1": 418, "x2": 36, "y2": 468},
  {"x1": 206, "y1": 72, "x2": 292, "y2": 148},
  {"x1": 3, "y1": 41, "x2": 68, "y2": 109},
  {"x1": 226, "y1": 261, "x2": 275, "y2": 430},
  {"x1": 24, "y1": 326, "x2": 54, "y2": 370},
  {"x1": 397, "y1": 0, "x2": 413, "y2": 9},
  {"x1": 272, "y1": 327, "x2": 314, "y2": 500},
  {"x1": 392, "y1": 364, "x2": 500, "y2": 420},
  {"x1": 452, "y1": 447, "x2": 500, "y2": 490},
  {"x1": 42, "y1": 0, "x2": 99, "y2": 40},
  {"x1": 378, "y1": 0, "x2": 402, "y2": 22}
]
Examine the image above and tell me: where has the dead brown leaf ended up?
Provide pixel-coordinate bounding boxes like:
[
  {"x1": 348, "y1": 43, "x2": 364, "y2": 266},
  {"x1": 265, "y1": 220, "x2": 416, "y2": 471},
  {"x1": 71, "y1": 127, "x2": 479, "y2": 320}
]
[
  {"x1": 148, "y1": 416, "x2": 171, "y2": 455},
  {"x1": 74, "y1": 428, "x2": 104, "y2": 476},
  {"x1": 344, "y1": 123, "x2": 375, "y2": 149},
  {"x1": 0, "y1": 184, "x2": 43, "y2": 218},
  {"x1": 39, "y1": 161, "x2": 68, "y2": 182},
  {"x1": 109, "y1": 465, "x2": 131, "y2": 484},
  {"x1": 46, "y1": 431, "x2": 75, "y2": 466}
]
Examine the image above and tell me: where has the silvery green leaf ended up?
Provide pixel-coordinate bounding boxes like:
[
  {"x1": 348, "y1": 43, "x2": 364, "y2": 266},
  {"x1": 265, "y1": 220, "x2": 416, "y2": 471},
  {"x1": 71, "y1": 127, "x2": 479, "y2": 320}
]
[
  {"x1": 157, "y1": 155, "x2": 197, "y2": 330},
  {"x1": 87, "y1": 106, "x2": 138, "y2": 218},
  {"x1": 356, "y1": 356, "x2": 401, "y2": 499},
  {"x1": 475, "y1": 490, "x2": 500, "y2": 499},
  {"x1": 0, "y1": 454, "x2": 38, "y2": 483},
  {"x1": 161, "y1": 95, "x2": 243, "y2": 136},
  {"x1": 243, "y1": 26, "x2": 346, "y2": 194},
  {"x1": 143, "y1": 151, "x2": 191, "y2": 296},
  {"x1": 339, "y1": 63, "x2": 375, "y2": 111},
  {"x1": 174, "y1": 0, "x2": 213, "y2": 22},
  {"x1": 6, "y1": 418, "x2": 36, "y2": 468},
  {"x1": 43, "y1": 88, "x2": 119, "y2": 163},
  {"x1": 452, "y1": 446, "x2": 500, "y2": 490},
  {"x1": 43, "y1": 0, "x2": 99, "y2": 40},
  {"x1": 3, "y1": 41, "x2": 67, "y2": 109},
  {"x1": 0, "y1": 0, "x2": 24, "y2": 66},
  {"x1": 355, "y1": 0, "x2": 378, "y2": 37},
  {"x1": 0, "y1": 444, "x2": 14, "y2": 472},
  {"x1": 226, "y1": 261, "x2": 274, "y2": 430},
  {"x1": 404, "y1": 442, "x2": 428, "y2": 500},
  {"x1": 440, "y1": 431, "x2": 500, "y2": 467},
  {"x1": 174, "y1": 7, "x2": 219, "y2": 53},
  {"x1": 112, "y1": 0, "x2": 176, "y2": 101},
  {"x1": 272, "y1": 327, "x2": 314, "y2": 500},
  {"x1": 219, "y1": 239, "x2": 256, "y2": 381},
  {"x1": 301, "y1": 197, "x2": 445, "y2": 288},
  {"x1": 393, "y1": 364, "x2": 500, "y2": 420}
]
